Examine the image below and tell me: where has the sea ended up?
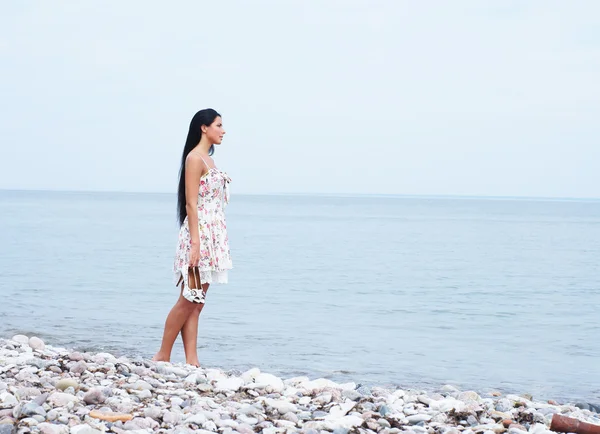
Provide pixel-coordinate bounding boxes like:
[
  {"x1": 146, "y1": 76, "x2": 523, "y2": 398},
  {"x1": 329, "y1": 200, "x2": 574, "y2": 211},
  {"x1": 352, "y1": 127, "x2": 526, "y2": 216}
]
[{"x1": 1, "y1": 190, "x2": 599, "y2": 403}]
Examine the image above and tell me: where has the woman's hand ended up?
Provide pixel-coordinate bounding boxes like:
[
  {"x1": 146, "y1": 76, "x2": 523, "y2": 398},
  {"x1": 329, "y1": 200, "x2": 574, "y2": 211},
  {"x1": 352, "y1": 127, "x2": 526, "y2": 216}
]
[{"x1": 190, "y1": 241, "x2": 200, "y2": 267}]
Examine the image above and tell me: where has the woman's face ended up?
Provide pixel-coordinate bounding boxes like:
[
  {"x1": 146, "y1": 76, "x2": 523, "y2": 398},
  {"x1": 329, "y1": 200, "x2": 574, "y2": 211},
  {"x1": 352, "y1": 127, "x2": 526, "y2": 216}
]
[{"x1": 203, "y1": 116, "x2": 226, "y2": 145}]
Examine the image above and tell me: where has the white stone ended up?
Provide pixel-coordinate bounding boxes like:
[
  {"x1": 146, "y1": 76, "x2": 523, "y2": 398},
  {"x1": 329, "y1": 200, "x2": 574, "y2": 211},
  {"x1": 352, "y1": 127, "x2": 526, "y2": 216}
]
[
  {"x1": 163, "y1": 411, "x2": 181, "y2": 425},
  {"x1": 459, "y1": 391, "x2": 481, "y2": 402},
  {"x1": 184, "y1": 374, "x2": 198, "y2": 385},
  {"x1": 441, "y1": 384, "x2": 460, "y2": 393},
  {"x1": 171, "y1": 397, "x2": 184, "y2": 407},
  {"x1": 528, "y1": 424, "x2": 550, "y2": 434},
  {"x1": 215, "y1": 377, "x2": 244, "y2": 392},
  {"x1": 283, "y1": 386, "x2": 299, "y2": 397},
  {"x1": 95, "y1": 352, "x2": 116, "y2": 361},
  {"x1": 237, "y1": 414, "x2": 258, "y2": 425},
  {"x1": 203, "y1": 420, "x2": 217, "y2": 431},
  {"x1": 184, "y1": 413, "x2": 207, "y2": 425},
  {"x1": 431, "y1": 398, "x2": 467, "y2": 413},
  {"x1": 205, "y1": 368, "x2": 224, "y2": 382},
  {"x1": 322, "y1": 414, "x2": 364, "y2": 430},
  {"x1": 28, "y1": 337, "x2": 45, "y2": 351},
  {"x1": 0, "y1": 392, "x2": 18, "y2": 408},
  {"x1": 239, "y1": 404, "x2": 261, "y2": 416},
  {"x1": 215, "y1": 419, "x2": 239, "y2": 429},
  {"x1": 284, "y1": 376, "x2": 309, "y2": 385},
  {"x1": 48, "y1": 392, "x2": 79, "y2": 407},
  {"x1": 38, "y1": 422, "x2": 60, "y2": 434},
  {"x1": 12, "y1": 335, "x2": 29, "y2": 345},
  {"x1": 70, "y1": 424, "x2": 103, "y2": 434},
  {"x1": 131, "y1": 380, "x2": 152, "y2": 391},
  {"x1": 315, "y1": 393, "x2": 332, "y2": 405},
  {"x1": 301, "y1": 378, "x2": 339, "y2": 393},
  {"x1": 242, "y1": 368, "x2": 261, "y2": 384},
  {"x1": 258, "y1": 373, "x2": 285, "y2": 392},
  {"x1": 328, "y1": 400, "x2": 356, "y2": 418},
  {"x1": 264, "y1": 398, "x2": 298, "y2": 414},
  {"x1": 407, "y1": 414, "x2": 432, "y2": 424}
]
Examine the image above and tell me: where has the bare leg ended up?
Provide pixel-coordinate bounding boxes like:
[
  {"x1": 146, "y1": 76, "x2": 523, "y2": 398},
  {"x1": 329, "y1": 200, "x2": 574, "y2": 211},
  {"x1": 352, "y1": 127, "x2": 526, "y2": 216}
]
[
  {"x1": 152, "y1": 288, "x2": 198, "y2": 363},
  {"x1": 181, "y1": 284, "x2": 209, "y2": 366}
]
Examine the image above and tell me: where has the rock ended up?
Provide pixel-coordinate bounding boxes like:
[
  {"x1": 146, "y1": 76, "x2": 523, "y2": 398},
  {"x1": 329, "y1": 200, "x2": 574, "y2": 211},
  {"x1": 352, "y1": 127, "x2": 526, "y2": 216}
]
[
  {"x1": 70, "y1": 424, "x2": 103, "y2": 434},
  {"x1": 379, "y1": 405, "x2": 391, "y2": 416},
  {"x1": 131, "y1": 380, "x2": 152, "y2": 391},
  {"x1": 315, "y1": 393, "x2": 332, "y2": 405},
  {"x1": 27, "y1": 338, "x2": 45, "y2": 351},
  {"x1": 48, "y1": 392, "x2": 78, "y2": 407},
  {"x1": 264, "y1": 398, "x2": 298, "y2": 414},
  {"x1": 143, "y1": 407, "x2": 161, "y2": 420},
  {"x1": 0, "y1": 394, "x2": 17, "y2": 409},
  {"x1": 184, "y1": 413, "x2": 207, "y2": 425},
  {"x1": 459, "y1": 391, "x2": 480, "y2": 402},
  {"x1": 575, "y1": 403, "x2": 600, "y2": 413},
  {"x1": 496, "y1": 399, "x2": 512, "y2": 412},
  {"x1": 55, "y1": 379, "x2": 79, "y2": 391},
  {"x1": 407, "y1": 414, "x2": 432, "y2": 424},
  {"x1": 69, "y1": 361, "x2": 88, "y2": 375},
  {"x1": 282, "y1": 412, "x2": 299, "y2": 424},
  {"x1": 83, "y1": 389, "x2": 106, "y2": 405},
  {"x1": 88, "y1": 410, "x2": 133, "y2": 423},
  {"x1": 37, "y1": 423, "x2": 60, "y2": 434},
  {"x1": 342, "y1": 389, "x2": 361, "y2": 401},
  {"x1": 20, "y1": 417, "x2": 39, "y2": 426},
  {"x1": 137, "y1": 389, "x2": 152, "y2": 400},
  {"x1": 236, "y1": 424, "x2": 255, "y2": 434},
  {"x1": 69, "y1": 352, "x2": 84, "y2": 362},
  {"x1": 502, "y1": 419, "x2": 514, "y2": 428},
  {"x1": 20, "y1": 402, "x2": 46, "y2": 418},
  {"x1": 215, "y1": 377, "x2": 244, "y2": 393},
  {"x1": 11, "y1": 336, "x2": 29, "y2": 345},
  {"x1": 197, "y1": 383, "x2": 213, "y2": 393},
  {"x1": 254, "y1": 373, "x2": 285, "y2": 393},
  {"x1": 441, "y1": 385, "x2": 460, "y2": 393},
  {"x1": 204, "y1": 420, "x2": 217, "y2": 431},
  {"x1": 467, "y1": 415, "x2": 478, "y2": 426},
  {"x1": 0, "y1": 424, "x2": 14, "y2": 434},
  {"x1": 162, "y1": 411, "x2": 180, "y2": 425}
]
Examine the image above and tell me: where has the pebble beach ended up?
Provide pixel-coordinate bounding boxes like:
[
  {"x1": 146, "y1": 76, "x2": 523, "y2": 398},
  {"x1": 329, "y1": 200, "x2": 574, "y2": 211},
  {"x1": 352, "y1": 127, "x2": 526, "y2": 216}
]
[{"x1": 0, "y1": 335, "x2": 598, "y2": 434}]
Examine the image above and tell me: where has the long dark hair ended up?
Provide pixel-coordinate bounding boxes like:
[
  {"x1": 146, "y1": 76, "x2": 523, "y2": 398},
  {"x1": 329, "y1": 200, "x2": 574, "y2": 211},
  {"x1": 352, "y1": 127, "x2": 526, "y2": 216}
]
[{"x1": 177, "y1": 108, "x2": 221, "y2": 226}]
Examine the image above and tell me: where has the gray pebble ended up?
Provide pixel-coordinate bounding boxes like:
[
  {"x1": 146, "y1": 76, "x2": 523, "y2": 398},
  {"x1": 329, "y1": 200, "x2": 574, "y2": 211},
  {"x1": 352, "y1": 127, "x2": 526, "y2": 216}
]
[
  {"x1": 0, "y1": 424, "x2": 14, "y2": 434},
  {"x1": 495, "y1": 399, "x2": 512, "y2": 413},
  {"x1": 69, "y1": 361, "x2": 88, "y2": 375},
  {"x1": 83, "y1": 389, "x2": 105, "y2": 405}
]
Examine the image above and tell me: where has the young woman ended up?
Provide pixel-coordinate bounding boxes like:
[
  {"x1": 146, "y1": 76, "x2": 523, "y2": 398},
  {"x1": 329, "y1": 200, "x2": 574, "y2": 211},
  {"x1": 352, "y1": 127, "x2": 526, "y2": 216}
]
[{"x1": 153, "y1": 108, "x2": 232, "y2": 367}]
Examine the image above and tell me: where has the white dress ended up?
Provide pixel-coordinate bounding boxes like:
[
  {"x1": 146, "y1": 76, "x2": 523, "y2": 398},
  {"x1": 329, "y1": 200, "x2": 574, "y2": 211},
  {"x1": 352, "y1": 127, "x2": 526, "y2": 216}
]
[{"x1": 173, "y1": 160, "x2": 232, "y2": 303}]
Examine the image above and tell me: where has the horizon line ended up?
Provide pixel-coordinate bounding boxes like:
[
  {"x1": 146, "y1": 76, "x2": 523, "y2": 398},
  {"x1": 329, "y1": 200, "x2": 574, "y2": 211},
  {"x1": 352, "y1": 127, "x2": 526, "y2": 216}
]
[{"x1": 1, "y1": 187, "x2": 599, "y2": 202}]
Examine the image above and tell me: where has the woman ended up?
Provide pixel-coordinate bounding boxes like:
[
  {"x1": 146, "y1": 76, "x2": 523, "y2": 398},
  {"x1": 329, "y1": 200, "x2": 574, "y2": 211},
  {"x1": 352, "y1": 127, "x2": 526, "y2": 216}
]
[{"x1": 153, "y1": 108, "x2": 232, "y2": 367}]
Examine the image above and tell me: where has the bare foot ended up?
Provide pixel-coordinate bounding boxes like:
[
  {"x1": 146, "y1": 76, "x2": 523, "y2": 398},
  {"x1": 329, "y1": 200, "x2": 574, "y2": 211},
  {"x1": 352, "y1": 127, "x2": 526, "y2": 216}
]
[
  {"x1": 152, "y1": 353, "x2": 170, "y2": 363},
  {"x1": 186, "y1": 360, "x2": 200, "y2": 368}
]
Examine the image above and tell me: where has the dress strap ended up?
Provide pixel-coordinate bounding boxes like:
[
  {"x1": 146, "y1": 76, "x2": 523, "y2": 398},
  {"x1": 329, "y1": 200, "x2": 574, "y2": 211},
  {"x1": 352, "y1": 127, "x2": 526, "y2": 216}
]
[
  {"x1": 198, "y1": 154, "x2": 212, "y2": 175},
  {"x1": 198, "y1": 154, "x2": 209, "y2": 169}
]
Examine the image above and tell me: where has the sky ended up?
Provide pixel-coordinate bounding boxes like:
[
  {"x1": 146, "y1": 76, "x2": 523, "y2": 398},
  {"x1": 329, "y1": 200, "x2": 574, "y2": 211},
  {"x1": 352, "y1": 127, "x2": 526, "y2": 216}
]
[{"x1": 1, "y1": 1, "x2": 599, "y2": 198}]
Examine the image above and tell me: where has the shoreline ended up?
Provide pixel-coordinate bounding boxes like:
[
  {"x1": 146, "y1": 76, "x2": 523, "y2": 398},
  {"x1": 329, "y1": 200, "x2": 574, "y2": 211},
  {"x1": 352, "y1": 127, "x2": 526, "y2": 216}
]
[{"x1": 1, "y1": 335, "x2": 599, "y2": 434}]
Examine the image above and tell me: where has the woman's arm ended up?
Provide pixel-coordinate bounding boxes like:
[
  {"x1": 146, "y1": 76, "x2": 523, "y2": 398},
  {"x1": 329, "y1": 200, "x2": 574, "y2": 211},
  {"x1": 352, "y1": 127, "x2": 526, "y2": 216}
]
[{"x1": 184, "y1": 154, "x2": 204, "y2": 263}]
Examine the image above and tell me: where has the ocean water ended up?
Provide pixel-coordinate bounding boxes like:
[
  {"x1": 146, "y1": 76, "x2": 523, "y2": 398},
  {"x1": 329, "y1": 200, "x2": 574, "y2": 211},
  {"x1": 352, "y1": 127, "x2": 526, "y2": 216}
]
[{"x1": 1, "y1": 190, "x2": 599, "y2": 402}]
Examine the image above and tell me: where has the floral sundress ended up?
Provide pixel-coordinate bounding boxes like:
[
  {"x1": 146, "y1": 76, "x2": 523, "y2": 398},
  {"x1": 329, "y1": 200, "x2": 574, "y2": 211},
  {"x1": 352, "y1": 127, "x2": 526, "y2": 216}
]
[{"x1": 173, "y1": 160, "x2": 232, "y2": 303}]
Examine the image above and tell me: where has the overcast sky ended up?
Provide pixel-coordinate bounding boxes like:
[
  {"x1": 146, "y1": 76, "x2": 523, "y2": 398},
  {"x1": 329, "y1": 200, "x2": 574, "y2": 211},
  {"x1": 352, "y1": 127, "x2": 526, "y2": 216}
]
[{"x1": 1, "y1": 1, "x2": 599, "y2": 198}]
